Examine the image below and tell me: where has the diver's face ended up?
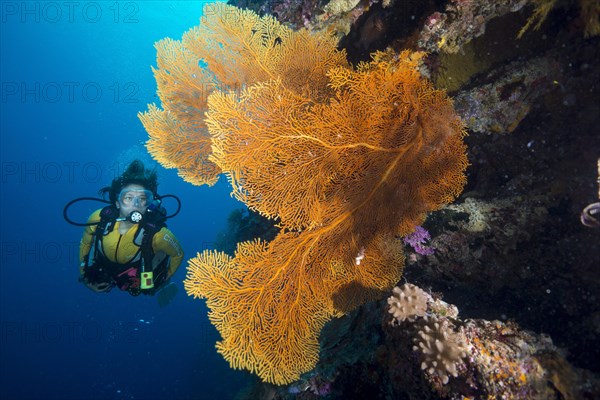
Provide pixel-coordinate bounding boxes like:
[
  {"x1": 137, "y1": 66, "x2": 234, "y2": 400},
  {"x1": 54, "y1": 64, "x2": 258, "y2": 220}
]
[{"x1": 116, "y1": 184, "x2": 152, "y2": 218}]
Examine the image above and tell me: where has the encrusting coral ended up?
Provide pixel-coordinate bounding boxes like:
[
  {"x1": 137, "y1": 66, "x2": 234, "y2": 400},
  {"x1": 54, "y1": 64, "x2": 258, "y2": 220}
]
[
  {"x1": 382, "y1": 284, "x2": 600, "y2": 397},
  {"x1": 141, "y1": 3, "x2": 468, "y2": 385}
]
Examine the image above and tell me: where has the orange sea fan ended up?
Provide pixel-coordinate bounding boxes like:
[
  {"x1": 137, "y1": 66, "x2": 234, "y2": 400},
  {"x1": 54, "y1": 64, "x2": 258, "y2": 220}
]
[
  {"x1": 188, "y1": 46, "x2": 467, "y2": 383},
  {"x1": 140, "y1": 104, "x2": 219, "y2": 186},
  {"x1": 139, "y1": 2, "x2": 348, "y2": 186},
  {"x1": 182, "y1": 3, "x2": 348, "y2": 98},
  {"x1": 186, "y1": 224, "x2": 404, "y2": 385},
  {"x1": 207, "y1": 50, "x2": 468, "y2": 233},
  {"x1": 138, "y1": 37, "x2": 221, "y2": 186},
  {"x1": 142, "y1": 2, "x2": 469, "y2": 386}
]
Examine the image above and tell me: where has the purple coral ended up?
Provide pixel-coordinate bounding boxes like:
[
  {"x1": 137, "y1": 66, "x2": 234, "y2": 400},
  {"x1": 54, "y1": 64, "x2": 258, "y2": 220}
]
[
  {"x1": 404, "y1": 226, "x2": 435, "y2": 255},
  {"x1": 312, "y1": 381, "x2": 331, "y2": 396}
]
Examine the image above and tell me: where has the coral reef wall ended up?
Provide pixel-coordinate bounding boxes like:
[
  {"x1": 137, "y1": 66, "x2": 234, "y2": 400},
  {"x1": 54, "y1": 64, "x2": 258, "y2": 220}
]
[
  {"x1": 222, "y1": 0, "x2": 600, "y2": 398},
  {"x1": 141, "y1": 0, "x2": 599, "y2": 396}
]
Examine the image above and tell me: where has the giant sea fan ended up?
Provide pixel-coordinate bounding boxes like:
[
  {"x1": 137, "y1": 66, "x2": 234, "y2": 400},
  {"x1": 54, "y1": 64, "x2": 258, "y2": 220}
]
[{"x1": 140, "y1": 3, "x2": 468, "y2": 385}]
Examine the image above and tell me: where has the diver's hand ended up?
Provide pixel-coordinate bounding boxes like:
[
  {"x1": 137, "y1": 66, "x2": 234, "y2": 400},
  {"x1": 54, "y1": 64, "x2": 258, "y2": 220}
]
[{"x1": 83, "y1": 280, "x2": 113, "y2": 293}]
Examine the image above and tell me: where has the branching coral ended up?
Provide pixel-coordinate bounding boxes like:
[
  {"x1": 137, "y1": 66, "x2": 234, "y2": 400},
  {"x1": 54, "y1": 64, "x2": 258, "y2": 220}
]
[
  {"x1": 387, "y1": 283, "x2": 430, "y2": 324},
  {"x1": 518, "y1": 0, "x2": 558, "y2": 38},
  {"x1": 142, "y1": 3, "x2": 468, "y2": 385},
  {"x1": 403, "y1": 226, "x2": 435, "y2": 255},
  {"x1": 518, "y1": 0, "x2": 600, "y2": 38},
  {"x1": 413, "y1": 316, "x2": 467, "y2": 385},
  {"x1": 385, "y1": 285, "x2": 600, "y2": 398}
]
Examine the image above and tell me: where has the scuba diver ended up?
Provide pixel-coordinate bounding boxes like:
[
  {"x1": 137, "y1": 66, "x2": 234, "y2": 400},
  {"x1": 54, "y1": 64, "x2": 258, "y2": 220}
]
[{"x1": 64, "y1": 160, "x2": 184, "y2": 296}]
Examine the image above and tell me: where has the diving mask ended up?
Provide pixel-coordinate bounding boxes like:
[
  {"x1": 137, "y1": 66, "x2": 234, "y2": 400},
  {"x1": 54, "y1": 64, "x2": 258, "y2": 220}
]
[{"x1": 118, "y1": 188, "x2": 154, "y2": 208}]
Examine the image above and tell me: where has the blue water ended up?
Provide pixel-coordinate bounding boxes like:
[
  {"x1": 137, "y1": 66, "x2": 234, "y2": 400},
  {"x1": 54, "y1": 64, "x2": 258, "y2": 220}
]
[{"x1": 0, "y1": 2, "x2": 251, "y2": 399}]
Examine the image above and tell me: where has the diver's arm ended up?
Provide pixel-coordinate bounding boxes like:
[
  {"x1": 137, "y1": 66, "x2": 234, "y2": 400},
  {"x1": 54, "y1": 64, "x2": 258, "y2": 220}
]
[
  {"x1": 79, "y1": 209, "x2": 102, "y2": 276},
  {"x1": 152, "y1": 228, "x2": 184, "y2": 279}
]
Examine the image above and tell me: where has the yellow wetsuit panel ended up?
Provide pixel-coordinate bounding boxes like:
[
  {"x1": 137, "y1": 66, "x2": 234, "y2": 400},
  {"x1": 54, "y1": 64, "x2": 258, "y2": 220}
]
[
  {"x1": 79, "y1": 209, "x2": 102, "y2": 273},
  {"x1": 79, "y1": 208, "x2": 184, "y2": 280},
  {"x1": 152, "y1": 228, "x2": 184, "y2": 278}
]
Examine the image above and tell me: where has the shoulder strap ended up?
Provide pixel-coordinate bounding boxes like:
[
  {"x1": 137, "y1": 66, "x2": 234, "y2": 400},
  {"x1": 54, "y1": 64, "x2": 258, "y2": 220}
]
[
  {"x1": 138, "y1": 205, "x2": 167, "y2": 268},
  {"x1": 86, "y1": 205, "x2": 119, "y2": 267},
  {"x1": 139, "y1": 223, "x2": 171, "y2": 293},
  {"x1": 139, "y1": 223, "x2": 160, "y2": 271}
]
